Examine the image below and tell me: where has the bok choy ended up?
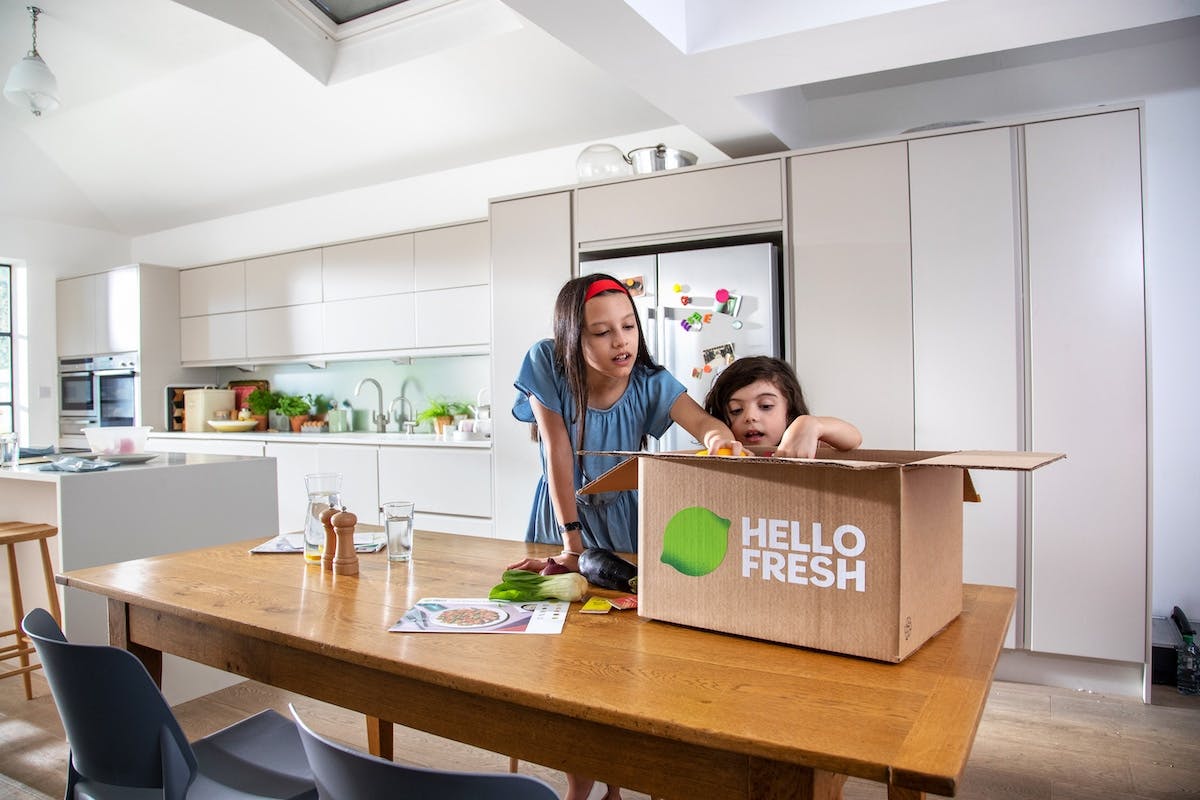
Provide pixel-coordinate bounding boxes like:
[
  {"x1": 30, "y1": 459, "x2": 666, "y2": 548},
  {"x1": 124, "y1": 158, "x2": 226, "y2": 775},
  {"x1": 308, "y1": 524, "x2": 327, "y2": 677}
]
[{"x1": 488, "y1": 569, "x2": 587, "y2": 602}]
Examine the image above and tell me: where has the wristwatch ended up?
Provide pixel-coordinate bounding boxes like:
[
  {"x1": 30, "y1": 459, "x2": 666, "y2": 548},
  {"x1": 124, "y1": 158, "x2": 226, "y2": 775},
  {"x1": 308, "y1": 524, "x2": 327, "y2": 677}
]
[{"x1": 558, "y1": 520, "x2": 583, "y2": 534}]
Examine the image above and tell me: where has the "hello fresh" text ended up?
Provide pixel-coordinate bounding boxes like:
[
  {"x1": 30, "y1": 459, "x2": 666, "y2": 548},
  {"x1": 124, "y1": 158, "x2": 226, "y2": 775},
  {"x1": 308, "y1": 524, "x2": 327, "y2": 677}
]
[{"x1": 740, "y1": 518, "x2": 867, "y2": 591}]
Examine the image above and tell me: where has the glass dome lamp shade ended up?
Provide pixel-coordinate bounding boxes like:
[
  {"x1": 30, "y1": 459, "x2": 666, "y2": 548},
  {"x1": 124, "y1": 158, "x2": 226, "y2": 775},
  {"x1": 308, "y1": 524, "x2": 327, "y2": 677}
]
[
  {"x1": 4, "y1": 53, "x2": 59, "y2": 117},
  {"x1": 576, "y1": 143, "x2": 632, "y2": 183},
  {"x1": 5, "y1": 6, "x2": 59, "y2": 117}
]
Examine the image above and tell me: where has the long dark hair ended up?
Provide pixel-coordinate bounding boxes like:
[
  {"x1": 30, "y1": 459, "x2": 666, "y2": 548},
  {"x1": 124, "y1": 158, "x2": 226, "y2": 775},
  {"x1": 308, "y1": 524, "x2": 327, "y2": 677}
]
[
  {"x1": 703, "y1": 356, "x2": 810, "y2": 423},
  {"x1": 552, "y1": 272, "x2": 659, "y2": 455}
]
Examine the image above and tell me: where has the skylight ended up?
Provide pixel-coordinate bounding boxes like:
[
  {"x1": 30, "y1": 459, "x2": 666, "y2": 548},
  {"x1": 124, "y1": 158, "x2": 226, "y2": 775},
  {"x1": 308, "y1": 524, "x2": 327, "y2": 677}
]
[{"x1": 306, "y1": 0, "x2": 409, "y2": 25}]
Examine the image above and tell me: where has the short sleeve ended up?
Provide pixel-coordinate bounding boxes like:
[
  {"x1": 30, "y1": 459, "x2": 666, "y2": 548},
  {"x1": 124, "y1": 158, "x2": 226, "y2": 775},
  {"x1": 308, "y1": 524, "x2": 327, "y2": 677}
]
[
  {"x1": 513, "y1": 339, "x2": 565, "y2": 423},
  {"x1": 639, "y1": 367, "x2": 686, "y2": 439}
]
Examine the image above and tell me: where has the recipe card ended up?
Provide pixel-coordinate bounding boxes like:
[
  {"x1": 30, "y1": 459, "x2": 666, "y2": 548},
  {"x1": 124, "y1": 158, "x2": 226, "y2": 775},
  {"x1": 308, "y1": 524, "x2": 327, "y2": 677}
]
[{"x1": 390, "y1": 598, "x2": 568, "y2": 635}]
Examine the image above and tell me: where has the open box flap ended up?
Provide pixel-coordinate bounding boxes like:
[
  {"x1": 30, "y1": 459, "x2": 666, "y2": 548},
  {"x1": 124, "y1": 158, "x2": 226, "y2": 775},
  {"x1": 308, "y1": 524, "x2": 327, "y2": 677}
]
[
  {"x1": 910, "y1": 450, "x2": 1065, "y2": 471},
  {"x1": 578, "y1": 448, "x2": 1064, "y2": 497}
]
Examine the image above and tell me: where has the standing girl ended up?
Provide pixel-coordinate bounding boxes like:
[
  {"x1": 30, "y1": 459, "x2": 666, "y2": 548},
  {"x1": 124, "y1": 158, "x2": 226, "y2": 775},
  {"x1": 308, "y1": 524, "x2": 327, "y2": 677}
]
[
  {"x1": 510, "y1": 273, "x2": 741, "y2": 800},
  {"x1": 511, "y1": 273, "x2": 741, "y2": 573},
  {"x1": 703, "y1": 355, "x2": 862, "y2": 457}
]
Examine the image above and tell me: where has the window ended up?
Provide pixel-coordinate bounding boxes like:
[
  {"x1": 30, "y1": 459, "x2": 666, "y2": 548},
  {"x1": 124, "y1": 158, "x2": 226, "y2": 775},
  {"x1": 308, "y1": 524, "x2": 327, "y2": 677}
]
[{"x1": 1, "y1": 264, "x2": 11, "y2": 433}]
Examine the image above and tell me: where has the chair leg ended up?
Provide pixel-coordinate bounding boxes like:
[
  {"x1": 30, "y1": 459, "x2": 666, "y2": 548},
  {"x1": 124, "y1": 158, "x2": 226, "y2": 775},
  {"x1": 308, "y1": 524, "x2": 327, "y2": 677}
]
[
  {"x1": 38, "y1": 537, "x2": 63, "y2": 626},
  {"x1": 5, "y1": 543, "x2": 33, "y2": 700},
  {"x1": 509, "y1": 756, "x2": 519, "y2": 773}
]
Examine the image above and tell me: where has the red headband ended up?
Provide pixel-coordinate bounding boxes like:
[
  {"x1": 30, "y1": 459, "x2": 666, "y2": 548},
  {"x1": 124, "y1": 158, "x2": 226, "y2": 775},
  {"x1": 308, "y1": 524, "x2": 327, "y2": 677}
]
[{"x1": 584, "y1": 278, "x2": 630, "y2": 302}]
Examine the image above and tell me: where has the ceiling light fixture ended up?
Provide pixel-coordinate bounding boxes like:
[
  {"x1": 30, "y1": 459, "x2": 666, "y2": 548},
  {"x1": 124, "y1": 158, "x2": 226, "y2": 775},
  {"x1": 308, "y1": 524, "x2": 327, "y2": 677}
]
[{"x1": 4, "y1": 6, "x2": 60, "y2": 117}]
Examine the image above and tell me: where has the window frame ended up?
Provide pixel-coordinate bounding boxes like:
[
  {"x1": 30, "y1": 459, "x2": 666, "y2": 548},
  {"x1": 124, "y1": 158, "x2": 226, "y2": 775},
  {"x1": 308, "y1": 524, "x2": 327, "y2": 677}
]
[{"x1": 1, "y1": 263, "x2": 12, "y2": 433}]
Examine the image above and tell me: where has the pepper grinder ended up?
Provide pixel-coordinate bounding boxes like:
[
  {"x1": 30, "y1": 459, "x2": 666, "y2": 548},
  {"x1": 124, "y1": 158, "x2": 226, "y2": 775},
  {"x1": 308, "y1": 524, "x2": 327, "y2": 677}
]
[
  {"x1": 320, "y1": 506, "x2": 338, "y2": 571},
  {"x1": 331, "y1": 508, "x2": 359, "y2": 576}
]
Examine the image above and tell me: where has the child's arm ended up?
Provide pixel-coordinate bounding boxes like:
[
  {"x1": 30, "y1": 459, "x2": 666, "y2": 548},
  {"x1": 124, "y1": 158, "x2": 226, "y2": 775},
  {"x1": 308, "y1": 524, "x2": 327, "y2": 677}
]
[
  {"x1": 670, "y1": 393, "x2": 743, "y2": 454},
  {"x1": 507, "y1": 395, "x2": 585, "y2": 573},
  {"x1": 775, "y1": 416, "x2": 862, "y2": 459}
]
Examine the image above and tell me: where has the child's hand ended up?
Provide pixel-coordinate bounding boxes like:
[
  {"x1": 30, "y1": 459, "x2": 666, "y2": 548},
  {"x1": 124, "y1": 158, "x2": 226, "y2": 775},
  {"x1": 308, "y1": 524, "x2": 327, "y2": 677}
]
[
  {"x1": 701, "y1": 432, "x2": 745, "y2": 456},
  {"x1": 774, "y1": 416, "x2": 824, "y2": 459}
]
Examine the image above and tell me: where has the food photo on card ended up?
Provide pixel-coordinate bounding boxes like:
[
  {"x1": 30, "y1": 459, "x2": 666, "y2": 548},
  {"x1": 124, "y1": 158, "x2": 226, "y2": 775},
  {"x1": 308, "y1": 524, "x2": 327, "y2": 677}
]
[{"x1": 391, "y1": 598, "x2": 568, "y2": 634}]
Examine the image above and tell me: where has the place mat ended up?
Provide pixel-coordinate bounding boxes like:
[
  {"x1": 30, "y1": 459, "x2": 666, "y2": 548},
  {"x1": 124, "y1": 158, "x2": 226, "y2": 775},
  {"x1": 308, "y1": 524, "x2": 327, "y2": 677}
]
[
  {"x1": 249, "y1": 532, "x2": 385, "y2": 554},
  {"x1": 390, "y1": 598, "x2": 568, "y2": 635}
]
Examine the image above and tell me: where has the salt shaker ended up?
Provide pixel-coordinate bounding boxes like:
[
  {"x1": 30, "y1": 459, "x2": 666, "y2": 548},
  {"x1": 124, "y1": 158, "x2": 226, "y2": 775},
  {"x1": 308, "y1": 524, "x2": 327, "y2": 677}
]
[
  {"x1": 320, "y1": 506, "x2": 338, "y2": 570},
  {"x1": 331, "y1": 508, "x2": 359, "y2": 576}
]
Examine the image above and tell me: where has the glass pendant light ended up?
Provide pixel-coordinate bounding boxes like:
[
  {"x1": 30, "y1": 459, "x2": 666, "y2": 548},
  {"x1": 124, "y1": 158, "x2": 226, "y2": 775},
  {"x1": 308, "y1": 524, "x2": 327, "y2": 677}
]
[{"x1": 4, "y1": 6, "x2": 60, "y2": 117}]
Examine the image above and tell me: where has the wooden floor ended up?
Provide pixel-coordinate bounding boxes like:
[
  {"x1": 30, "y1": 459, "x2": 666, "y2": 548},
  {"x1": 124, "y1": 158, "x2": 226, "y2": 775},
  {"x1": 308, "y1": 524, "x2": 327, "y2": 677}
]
[{"x1": 1, "y1": 657, "x2": 1198, "y2": 800}]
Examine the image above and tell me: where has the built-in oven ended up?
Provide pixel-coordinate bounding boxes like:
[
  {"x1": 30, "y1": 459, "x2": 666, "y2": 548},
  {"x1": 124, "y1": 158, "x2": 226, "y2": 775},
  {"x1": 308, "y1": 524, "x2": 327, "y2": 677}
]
[
  {"x1": 58, "y1": 356, "x2": 96, "y2": 418},
  {"x1": 94, "y1": 353, "x2": 139, "y2": 428}
]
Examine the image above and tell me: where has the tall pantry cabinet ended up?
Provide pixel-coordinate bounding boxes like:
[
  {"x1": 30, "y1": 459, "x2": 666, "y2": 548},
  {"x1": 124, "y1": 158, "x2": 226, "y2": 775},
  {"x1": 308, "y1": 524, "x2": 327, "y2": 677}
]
[
  {"x1": 789, "y1": 109, "x2": 1146, "y2": 663},
  {"x1": 488, "y1": 191, "x2": 574, "y2": 540}
]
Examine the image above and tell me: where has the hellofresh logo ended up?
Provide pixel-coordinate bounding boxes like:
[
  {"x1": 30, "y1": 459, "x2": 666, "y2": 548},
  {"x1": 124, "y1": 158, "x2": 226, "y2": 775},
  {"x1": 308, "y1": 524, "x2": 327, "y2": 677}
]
[
  {"x1": 662, "y1": 506, "x2": 868, "y2": 591},
  {"x1": 660, "y1": 506, "x2": 731, "y2": 576}
]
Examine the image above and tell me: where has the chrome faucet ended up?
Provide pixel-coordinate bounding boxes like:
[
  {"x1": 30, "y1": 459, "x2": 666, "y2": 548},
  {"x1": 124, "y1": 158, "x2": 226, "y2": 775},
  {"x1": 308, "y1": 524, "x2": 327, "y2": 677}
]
[
  {"x1": 389, "y1": 396, "x2": 415, "y2": 432},
  {"x1": 354, "y1": 378, "x2": 389, "y2": 433}
]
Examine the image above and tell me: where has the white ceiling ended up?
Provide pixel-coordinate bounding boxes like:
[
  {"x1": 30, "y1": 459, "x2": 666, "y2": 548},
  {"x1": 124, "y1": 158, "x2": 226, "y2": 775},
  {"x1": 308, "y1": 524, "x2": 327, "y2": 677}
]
[{"x1": 2, "y1": 0, "x2": 1197, "y2": 237}]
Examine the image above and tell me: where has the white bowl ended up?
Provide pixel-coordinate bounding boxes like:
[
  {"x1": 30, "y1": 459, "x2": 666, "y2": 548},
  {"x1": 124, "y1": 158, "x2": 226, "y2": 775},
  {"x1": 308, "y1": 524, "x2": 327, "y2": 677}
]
[
  {"x1": 207, "y1": 419, "x2": 259, "y2": 433},
  {"x1": 82, "y1": 426, "x2": 152, "y2": 455}
]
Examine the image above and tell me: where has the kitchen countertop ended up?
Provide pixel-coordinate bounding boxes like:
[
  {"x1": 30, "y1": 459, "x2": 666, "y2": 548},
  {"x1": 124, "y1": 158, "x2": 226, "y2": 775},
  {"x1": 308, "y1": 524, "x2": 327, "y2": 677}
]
[
  {"x1": 0, "y1": 452, "x2": 271, "y2": 483},
  {"x1": 146, "y1": 431, "x2": 491, "y2": 448}
]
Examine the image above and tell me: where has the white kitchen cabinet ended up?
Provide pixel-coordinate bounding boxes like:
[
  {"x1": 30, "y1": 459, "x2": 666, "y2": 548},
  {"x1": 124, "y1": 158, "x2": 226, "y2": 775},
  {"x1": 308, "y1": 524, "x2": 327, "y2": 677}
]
[
  {"x1": 415, "y1": 285, "x2": 489, "y2": 349},
  {"x1": 179, "y1": 261, "x2": 245, "y2": 317},
  {"x1": 267, "y1": 441, "x2": 381, "y2": 534},
  {"x1": 245, "y1": 304, "x2": 324, "y2": 360},
  {"x1": 909, "y1": 127, "x2": 1024, "y2": 648},
  {"x1": 789, "y1": 142, "x2": 914, "y2": 449},
  {"x1": 146, "y1": 435, "x2": 265, "y2": 457},
  {"x1": 56, "y1": 275, "x2": 96, "y2": 357},
  {"x1": 96, "y1": 266, "x2": 141, "y2": 353},
  {"x1": 575, "y1": 159, "x2": 783, "y2": 246},
  {"x1": 245, "y1": 249, "x2": 323, "y2": 310},
  {"x1": 323, "y1": 294, "x2": 416, "y2": 353},
  {"x1": 322, "y1": 233, "x2": 415, "y2": 302},
  {"x1": 56, "y1": 267, "x2": 140, "y2": 356},
  {"x1": 181, "y1": 312, "x2": 246, "y2": 363},
  {"x1": 1025, "y1": 110, "x2": 1146, "y2": 663},
  {"x1": 414, "y1": 221, "x2": 489, "y2": 291},
  {"x1": 268, "y1": 442, "x2": 318, "y2": 534},
  {"x1": 378, "y1": 446, "x2": 491, "y2": 536},
  {"x1": 489, "y1": 191, "x2": 573, "y2": 540}
]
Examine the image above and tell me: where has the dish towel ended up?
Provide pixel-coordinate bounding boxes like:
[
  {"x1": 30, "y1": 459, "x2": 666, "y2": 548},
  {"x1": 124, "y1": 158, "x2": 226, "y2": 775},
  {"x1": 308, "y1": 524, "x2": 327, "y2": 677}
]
[{"x1": 40, "y1": 456, "x2": 118, "y2": 472}]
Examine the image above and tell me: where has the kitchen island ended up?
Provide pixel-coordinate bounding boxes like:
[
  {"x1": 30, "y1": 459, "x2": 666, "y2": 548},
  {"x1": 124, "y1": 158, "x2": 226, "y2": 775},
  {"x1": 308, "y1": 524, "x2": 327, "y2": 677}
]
[{"x1": 0, "y1": 452, "x2": 278, "y2": 702}]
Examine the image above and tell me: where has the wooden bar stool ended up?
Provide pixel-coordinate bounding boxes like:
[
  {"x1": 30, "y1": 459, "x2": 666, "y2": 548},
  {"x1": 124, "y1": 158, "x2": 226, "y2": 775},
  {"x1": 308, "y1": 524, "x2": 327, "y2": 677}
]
[{"x1": 1, "y1": 521, "x2": 62, "y2": 700}]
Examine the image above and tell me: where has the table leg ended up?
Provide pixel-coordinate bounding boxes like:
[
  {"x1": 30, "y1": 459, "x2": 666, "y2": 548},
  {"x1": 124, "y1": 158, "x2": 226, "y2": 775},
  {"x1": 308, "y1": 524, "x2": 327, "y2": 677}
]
[
  {"x1": 107, "y1": 598, "x2": 161, "y2": 686},
  {"x1": 888, "y1": 787, "x2": 925, "y2": 800},
  {"x1": 366, "y1": 716, "x2": 393, "y2": 760},
  {"x1": 748, "y1": 758, "x2": 848, "y2": 799}
]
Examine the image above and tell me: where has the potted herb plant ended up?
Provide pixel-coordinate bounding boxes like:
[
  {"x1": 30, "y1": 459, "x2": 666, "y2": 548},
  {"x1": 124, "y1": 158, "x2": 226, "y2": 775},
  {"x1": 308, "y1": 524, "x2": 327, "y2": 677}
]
[
  {"x1": 416, "y1": 398, "x2": 466, "y2": 436},
  {"x1": 245, "y1": 388, "x2": 279, "y2": 432},
  {"x1": 305, "y1": 393, "x2": 333, "y2": 420},
  {"x1": 277, "y1": 394, "x2": 311, "y2": 432}
]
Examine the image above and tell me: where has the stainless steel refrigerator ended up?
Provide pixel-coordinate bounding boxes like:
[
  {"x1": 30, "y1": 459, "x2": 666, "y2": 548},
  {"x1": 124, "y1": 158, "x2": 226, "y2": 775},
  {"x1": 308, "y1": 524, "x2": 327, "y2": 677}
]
[{"x1": 581, "y1": 241, "x2": 782, "y2": 450}]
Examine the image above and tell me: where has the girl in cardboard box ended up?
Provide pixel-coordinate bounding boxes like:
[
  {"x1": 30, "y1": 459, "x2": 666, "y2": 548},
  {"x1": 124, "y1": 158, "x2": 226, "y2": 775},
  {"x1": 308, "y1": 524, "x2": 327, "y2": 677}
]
[{"x1": 703, "y1": 355, "x2": 862, "y2": 457}]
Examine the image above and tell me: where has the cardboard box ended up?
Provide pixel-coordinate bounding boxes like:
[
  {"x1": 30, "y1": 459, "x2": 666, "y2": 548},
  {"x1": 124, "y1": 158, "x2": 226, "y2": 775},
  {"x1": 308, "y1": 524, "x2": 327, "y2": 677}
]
[{"x1": 581, "y1": 448, "x2": 1063, "y2": 662}]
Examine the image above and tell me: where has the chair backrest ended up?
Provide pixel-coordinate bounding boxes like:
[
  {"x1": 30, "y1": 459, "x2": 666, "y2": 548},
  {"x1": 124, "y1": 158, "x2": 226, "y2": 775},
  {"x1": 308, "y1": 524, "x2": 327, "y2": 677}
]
[
  {"x1": 289, "y1": 704, "x2": 558, "y2": 800},
  {"x1": 21, "y1": 608, "x2": 198, "y2": 797}
]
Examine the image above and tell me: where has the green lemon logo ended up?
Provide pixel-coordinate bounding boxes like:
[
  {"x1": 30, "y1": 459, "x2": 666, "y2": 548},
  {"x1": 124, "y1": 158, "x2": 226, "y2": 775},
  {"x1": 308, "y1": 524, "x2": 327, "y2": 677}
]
[{"x1": 661, "y1": 506, "x2": 731, "y2": 577}]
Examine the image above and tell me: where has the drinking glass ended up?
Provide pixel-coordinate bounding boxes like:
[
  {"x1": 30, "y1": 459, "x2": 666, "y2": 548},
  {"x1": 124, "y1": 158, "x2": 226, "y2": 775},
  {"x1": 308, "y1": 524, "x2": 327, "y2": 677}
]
[
  {"x1": 0, "y1": 433, "x2": 18, "y2": 468},
  {"x1": 382, "y1": 501, "x2": 415, "y2": 563},
  {"x1": 303, "y1": 473, "x2": 342, "y2": 564}
]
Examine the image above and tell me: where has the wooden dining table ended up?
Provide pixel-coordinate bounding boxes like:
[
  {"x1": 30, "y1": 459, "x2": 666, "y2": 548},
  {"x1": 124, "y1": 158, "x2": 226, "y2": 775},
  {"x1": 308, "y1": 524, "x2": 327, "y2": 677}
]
[{"x1": 57, "y1": 531, "x2": 1014, "y2": 800}]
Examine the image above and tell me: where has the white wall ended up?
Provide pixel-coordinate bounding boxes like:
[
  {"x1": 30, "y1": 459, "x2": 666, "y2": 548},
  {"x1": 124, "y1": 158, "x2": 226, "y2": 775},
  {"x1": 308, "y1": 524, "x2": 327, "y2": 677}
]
[
  {"x1": 0, "y1": 219, "x2": 131, "y2": 447},
  {"x1": 1143, "y1": 88, "x2": 1200, "y2": 621},
  {"x1": 130, "y1": 125, "x2": 725, "y2": 267}
]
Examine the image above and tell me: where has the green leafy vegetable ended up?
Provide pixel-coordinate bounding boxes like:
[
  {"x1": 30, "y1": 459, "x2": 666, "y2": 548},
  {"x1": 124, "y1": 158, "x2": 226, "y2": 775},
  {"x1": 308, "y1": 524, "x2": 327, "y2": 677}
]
[{"x1": 488, "y1": 569, "x2": 587, "y2": 602}]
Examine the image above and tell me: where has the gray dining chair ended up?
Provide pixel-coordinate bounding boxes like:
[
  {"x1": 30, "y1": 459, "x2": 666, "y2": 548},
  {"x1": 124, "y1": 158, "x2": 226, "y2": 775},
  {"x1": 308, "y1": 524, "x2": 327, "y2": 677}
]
[
  {"x1": 21, "y1": 607, "x2": 317, "y2": 800},
  {"x1": 289, "y1": 703, "x2": 558, "y2": 799}
]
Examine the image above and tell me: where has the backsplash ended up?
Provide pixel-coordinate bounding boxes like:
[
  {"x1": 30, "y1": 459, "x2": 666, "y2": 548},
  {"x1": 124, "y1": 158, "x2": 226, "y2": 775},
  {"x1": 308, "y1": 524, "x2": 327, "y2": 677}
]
[{"x1": 213, "y1": 355, "x2": 491, "y2": 432}]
